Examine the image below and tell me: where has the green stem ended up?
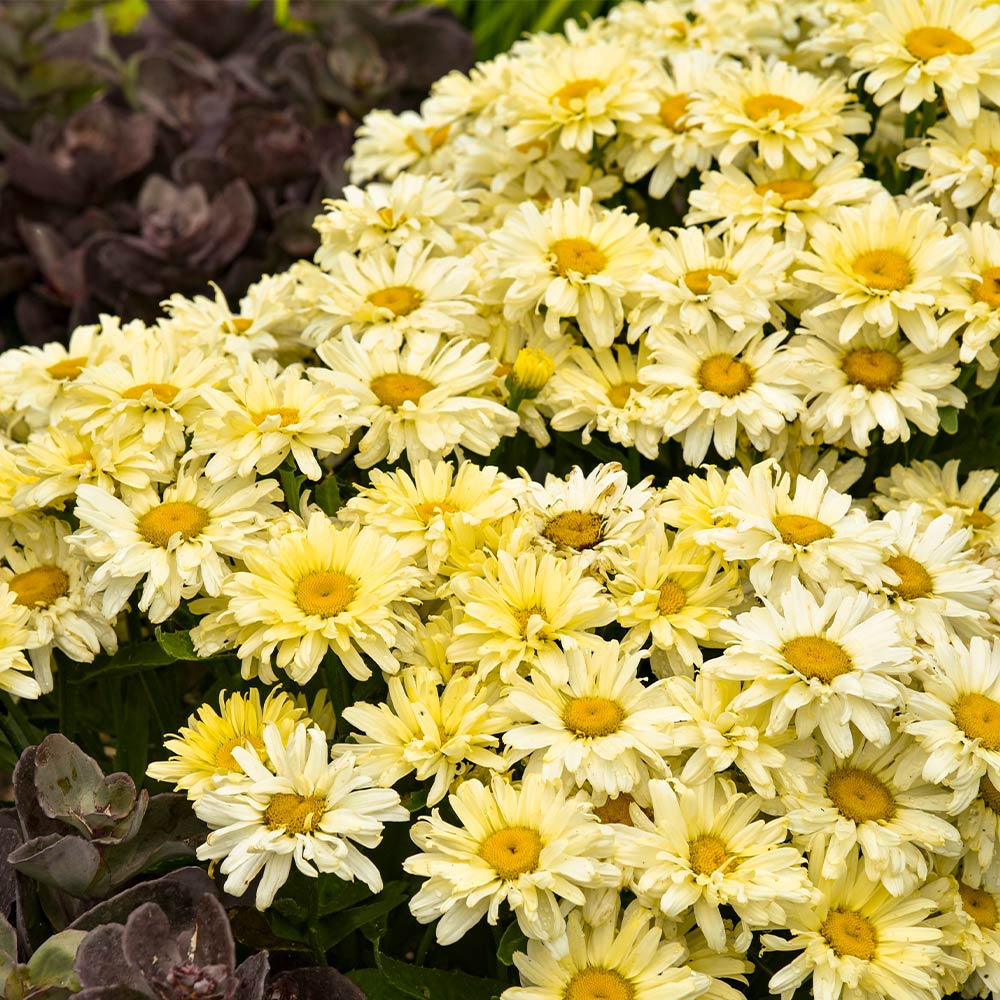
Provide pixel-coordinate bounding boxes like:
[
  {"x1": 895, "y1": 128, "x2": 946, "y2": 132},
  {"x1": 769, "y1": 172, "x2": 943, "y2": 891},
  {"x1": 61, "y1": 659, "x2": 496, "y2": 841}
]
[
  {"x1": 414, "y1": 924, "x2": 435, "y2": 966},
  {"x1": 308, "y1": 880, "x2": 328, "y2": 966}
]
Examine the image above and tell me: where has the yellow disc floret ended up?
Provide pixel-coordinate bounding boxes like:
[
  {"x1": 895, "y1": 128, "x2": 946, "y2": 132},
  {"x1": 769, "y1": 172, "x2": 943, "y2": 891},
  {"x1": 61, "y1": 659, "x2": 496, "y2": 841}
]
[
  {"x1": 9, "y1": 566, "x2": 69, "y2": 608},
  {"x1": 822, "y1": 909, "x2": 877, "y2": 960},
  {"x1": 565, "y1": 968, "x2": 636, "y2": 1000},
  {"x1": 370, "y1": 373, "x2": 434, "y2": 408},
  {"x1": 697, "y1": 354, "x2": 753, "y2": 396},
  {"x1": 782, "y1": 636, "x2": 853, "y2": 683},
  {"x1": 295, "y1": 571, "x2": 357, "y2": 617},
  {"x1": 689, "y1": 834, "x2": 729, "y2": 875},
  {"x1": 550, "y1": 237, "x2": 607, "y2": 277},
  {"x1": 543, "y1": 510, "x2": 604, "y2": 550},
  {"x1": 826, "y1": 767, "x2": 897, "y2": 823},
  {"x1": 851, "y1": 250, "x2": 912, "y2": 292},
  {"x1": 563, "y1": 696, "x2": 625, "y2": 738},
  {"x1": 138, "y1": 502, "x2": 209, "y2": 547},
  {"x1": 263, "y1": 792, "x2": 326, "y2": 834},
  {"x1": 772, "y1": 514, "x2": 834, "y2": 546},
  {"x1": 480, "y1": 827, "x2": 543, "y2": 879},
  {"x1": 905, "y1": 26, "x2": 974, "y2": 61},
  {"x1": 842, "y1": 348, "x2": 903, "y2": 390},
  {"x1": 367, "y1": 285, "x2": 424, "y2": 317},
  {"x1": 885, "y1": 554, "x2": 933, "y2": 600},
  {"x1": 953, "y1": 693, "x2": 1000, "y2": 751}
]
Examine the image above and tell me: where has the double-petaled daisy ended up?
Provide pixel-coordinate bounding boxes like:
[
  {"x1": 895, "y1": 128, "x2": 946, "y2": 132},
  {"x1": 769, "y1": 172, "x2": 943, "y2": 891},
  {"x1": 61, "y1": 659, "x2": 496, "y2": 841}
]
[
  {"x1": 196, "y1": 722, "x2": 407, "y2": 910},
  {"x1": 946, "y1": 222, "x2": 1000, "y2": 374},
  {"x1": 347, "y1": 107, "x2": 457, "y2": 184},
  {"x1": 0, "y1": 580, "x2": 39, "y2": 699}
]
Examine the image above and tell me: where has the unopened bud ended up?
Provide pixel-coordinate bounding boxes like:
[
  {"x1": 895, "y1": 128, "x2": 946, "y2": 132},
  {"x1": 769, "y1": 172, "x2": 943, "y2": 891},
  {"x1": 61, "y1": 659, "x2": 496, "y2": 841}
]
[{"x1": 508, "y1": 347, "x2": 555, "y2": 401}]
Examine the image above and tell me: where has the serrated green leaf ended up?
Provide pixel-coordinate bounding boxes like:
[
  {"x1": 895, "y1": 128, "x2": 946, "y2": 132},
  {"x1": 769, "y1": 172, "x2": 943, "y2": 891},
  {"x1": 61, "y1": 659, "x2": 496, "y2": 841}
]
[
  {"x1": 496, "y1": 922, "x2": 527, "y2": 966},
  {"x1": 375, "y1": 942, "x2": 510, "y2": 1000}
]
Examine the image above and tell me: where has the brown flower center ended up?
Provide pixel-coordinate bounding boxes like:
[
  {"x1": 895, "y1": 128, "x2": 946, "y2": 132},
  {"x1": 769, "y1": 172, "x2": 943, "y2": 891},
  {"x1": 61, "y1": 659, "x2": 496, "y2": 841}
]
[
  {"x1": 263, "y1": 792, "x2": 326, "y2": 834},
  {"x1": 295, "y1": 571, "x2": 357, "y2": 617},
  {"x1": 594, "y1": 793, "x2": 636, "y2": 826},
  {"x1": 743, "y1": 93, "x2": 804, "y2": 119},
  {"x1": 905, "y1": 26, "x2": 974, "y2": 61},
  {"x1": 885, "y1": 554, "x2": 933, "y2": 600},
  {"x1": 370, "y1": 373, "x2": 434, "y2": 408},
  {"x1": 550, "y1": 237, "x2": 607, "y2": 277},
  {"x1": 954, "y1": 693, "x2": 1000, "y2": 751},
  {"x1": 782, "y1": 636, "x2": 853, "y2": 683},
  {"x1": 697, "y1": 354, "x2": 753, "y2": 396},
  {"x1": 480, "y1": 827, "x2": 542, "y2": 879},
  {"x1": 563, "y1": 696, "x2": 625, "y2": 738},
  {"x1": 138, "y1": 502, "x2": 209, "y2": 547},
  {"x1": 543, "y1": 510, "x2": 604, "y2": 550},
  {"x1": 826, "y1": 767, "x2": 896, "y2": 823},
  {"x1": 9, "y1": 566, "x2": 69, "y2": 608},
  {"x1": 842, "y1": 348, "x2": 903, "y2": 390},
  {"x1": 822, "y1": 910, "x2": 877, "y2": 960},
  {"x1": 960, "y1": 882, "x2": 999, "y2": 929},
  {"x1": 851, "y1": 250, "x2": 912, "y2": 291},
  {"x1": 982, "y1": 776, "x2": 1000, "y2": 813}
]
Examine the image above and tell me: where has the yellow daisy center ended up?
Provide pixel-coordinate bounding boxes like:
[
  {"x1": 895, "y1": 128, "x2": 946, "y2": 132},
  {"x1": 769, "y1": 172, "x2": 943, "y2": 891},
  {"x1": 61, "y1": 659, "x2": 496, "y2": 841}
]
[
  {"x1": 514, "y1": 605, "x2": 547, "y2": 637},
  {"x1": 263, "y1": 792, "x2": 326, "y2": 834},
  {"x1": 782, "y1": 636, "x2": 854, "y2": 683},
  {"x1": 973, "y1": 267, "x2": 1000, "y2": 309},
  {"x1": 659, "y1": 93, "x2": 690, "y2": 131},
  {"x1": 553, "y1": 78, "x2": 602, "y2": 108},
  {"x1": 480, "y1": 827, "x2": 542, "y2": 879},
  {"x1": 367, "y1": 285, "x2": 424, "y2": 317},
  {"x1": 606, "y1": 381, "x2": 641, "y2": 408},
  {"x1": 295, "y1": 571, "x2": 357, "y2": 617},
  {"x1": 543, "y1": 510, "x2": 604, "y2": 550},
  {"x1": 515, "y1": 138, "x2": 549, "y2": 156},
  {"x1": 594, "y1": 793, "x2": 636, "y2": 826},
  {"x1": 851, "y1": 250, "x2": 912, "y2": 292},
  {"x1": 684, "y1": 267, "x2": 734, "y2": 296},
  {"x1": 370, "y1": 373, "x2": 434, "y2": 408},
  {"x1": 960, "y1": 882, "x2": 998, "y2": 929},
  {"x1": 214, "y1": 733, "x2": 265, "y2": 771},
  {"x1": 138, "y1": 502, "x2": 209, "y2": 547},
  {"x1": 697, "y1": 353, "x2": 753, "y2": 396},
  {"x1": 826, "y1": 767, "x2": 896, "y2": 823},
  {"x1": 563, "y1": 696, "x2": 625, "y2": 738},
  {"x1": 754, "y1": 178, "x2": 817, "y2": 202},
  {"x1": 415, "y1": 500, "x2": 458, "y2": 521},
  {"x1": 772, "y1": 513, "x2": 834, "y2": 546},
  {"x1": 967, "y1": 509, "x2": 994, "y2": 529},
  {"x1": 68, "y1": 450, "x2": 91, "y2": 465},
  {"x1": 905, "y1": 26, "x2": 974, "y2": 61},
  {"x1": 743, "y1": 93, "x2": 804, "y2": 119},
  {"x1": 223, "y1": 317, "x2": 254, "y2": 334},
  {"x1": 404, "y1": 124, "x2": 450, "y2": 153},
  {"x1": 953, "y1": 693, "x2": 1000, "y2": 751},
  {"x1": 9, "y1": 566, "x2": 69, "y2": 608},
  {"x1": 822, "y1": 909, "x2": 877, "y2": 960},
  {"x1": 885, "y1": 554, "x2": 933, "y2": 600},
  {"x1": 842, "y1": 348, "x2": 903, "y2": 390},
  {"x1": 550, "y1": 237, "x2": 607, "y2": 277},
  {"x1": 46, "y1": 356, "x2": 87, "y2": 380},
  {"x1": 657, "y1": 579, "x2": 687, "y2": 616},
  {"x1": 565, "y1": 968, "x2": 635, "y2": 1000},
  {"x1": 251, "y1": 407, "x2": 299, "y2": 427},
  {"x1": 376, "y1": 206, "x2": 397, "y2": 228},
  {"x1": 985, "y1": 150, "x2": 1000, "y2": 168},
  {"x1": 689, "y1": 834, "x2": 729, "y2": 875},
  {"x1": 981, "y1": 776, "x2": 1000, "y2": 813},
  {"x1": 123, "y1": 382, "x2": 180, "y2": 404}
]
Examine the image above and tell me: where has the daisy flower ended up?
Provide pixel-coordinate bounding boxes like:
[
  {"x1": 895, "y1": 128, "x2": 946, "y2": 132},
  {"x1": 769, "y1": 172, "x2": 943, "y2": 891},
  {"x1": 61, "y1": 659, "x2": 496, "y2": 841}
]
[
  {"x1": 544, "y1": 343, "x2": 672, "y2": 461},
  {"x1": 1, "y1": 515, "x2": 117, "y2": 693},
  {"x1": 191, "y1": 358, "x2": 360, "y2": 482},
  {"x1": 404, "y1": 774, "x2": 618, "y2": 949},
  {"x1": 196, "y1": 723, "x2": 407, "y2": 910},
  {"x1": 685, "y1": 155, "x2": 885, "y2": 248},
  {"x1": 796, "y1": 192, "x2": 969, "y2": 349},
  {"x1": 690, "y1": 56, "x2": 870, "y2": 169},
  {"x1": 505, "y1": 899, "x2": 711, "y2": 1000},
  {"x1": 699, "y1": 461, "x2": 891, "y2": 596},
  {"x1": 313, "y1": 332, "x2": 518, "y2": 470},
  {"x1": 347, "y1": 107, "x2": 456, "y2": 184},
  {"x1": 337, "y1": 667, "x2": 508, "y2": 807},
  {"x1": 191, "y1": 515, "x2": 424, "y2": 684},
  {"x1": 607, "y1": 533, "x2": 742, "y2": 675},
  {"x1": 481, "y1": 187, "x2": 657, "y2": 348},
  {"x1": 935, "y1": 874, "x2": 1000, "y2": 997},
  {"x1": 72, "y1": 468, "x2": 282, "y2": 624},
  {"x1": 299, "y1": 241, "x2": 483, "y2": 348},
  {"x1": 146, "y1": 688, "x2": 306, "y2": 800},
  {"x1": 946, "y1": 222, "x2": 1000, "y2": 373},
  {"x1": 630, "y1": 228, "x2": 795, "y2": 342},
  {"x1": 502, "y1": 37, "x2": 660, "y2": 154},
  {"x1": 762, "y1": 846, "x2": 946, "y2": 1000},
  {"x1": 0, "y1": 581, "x2": 40, "y2": 699},
  {"x1": 499, "y1": 641, "x2": 686, "y2": 798},
  {"x1": 846, "y1": 0, "x2": 1000, "y2": 128},
  {"x1": 516, "y1": 463, "x2": 656, "y2": 571},
  {"x1": 899, "y1": 110, "x2": 1000, "y2": 219},
  {"x1": 660, "y1": 467, "x2": 733, "y2": 542},
  {"x1": 781, "y1": 733, "x2": 961, "y2": 895},
  {"x1": 640, "y1": 326, "x2": 806, "y2": 466},
  {"x1": 615, "y1": 775, "x2": 814, "y2": 951},
  {"x1": 709, "y1": 579, "x2": 912, "y2": 757},
  {"x1": 787, "y1": 318, "x2": 964, "y2": 451},
  {"x1": 447, "y1": 549, "x2": 616, "y2": 685},
  {"x1": 900, "y1": 635, "x2": 1000, "y2": 811}
]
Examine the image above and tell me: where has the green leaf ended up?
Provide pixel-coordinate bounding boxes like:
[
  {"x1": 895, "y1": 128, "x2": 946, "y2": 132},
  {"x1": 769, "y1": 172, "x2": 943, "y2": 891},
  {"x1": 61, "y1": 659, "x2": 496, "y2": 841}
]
[
  {"x1": 496, "y1": 922, "x2": 527, "y2": 966},
  {"x1": 317, "y1": 876, "x2": 374, "y2": 916},
  {"x1": 26, "y1": 929, "x2": 86, "y2": 988},
  {"x1": 939, "y1": 407, "x2": 959, "y2": 434},
  {"x1": 73, "y1": 640, "x2": 175, "y2": 681},
  {"x1": 375, "y1": 942, "x2": 510, "y2": 1000},
  {"x1": 317, "y1": 881, "x2": 410, "y2": 951},
  {"x1": 280, "y1": 466, "x2": 302, "y2": 513},
  {"x1": 348, "y1": 970, "x2": 408, "y2": 1000},
  {"x1": 154, "y1": 628, "x2": 197, "y2": 660},
  {"x1": 314, "y1": 475, "x2": 343, "y2": 515}
]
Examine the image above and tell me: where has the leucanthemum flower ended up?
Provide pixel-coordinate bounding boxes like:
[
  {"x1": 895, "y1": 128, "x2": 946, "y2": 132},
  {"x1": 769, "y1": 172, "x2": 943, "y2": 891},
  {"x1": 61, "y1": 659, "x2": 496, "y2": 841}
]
[
  {"x1": 347, "y1": 107, "x2": 456, "y2": 184},
  {"x1": 690, "y1": 56, "x2": 869, "y2": 169},
  {"x1": 762, "y1": 846, "x2": 946, "y2": 1000},
  {"x1": 146, "y1": 688, "x2": 306, "y2": 800},
  {"x1": 191, "y1": 358, "x2": 360, "y2": 482},
  {"x1": 0, "y1": 580, "x2": 39, "y2": 699},
  {"x1": 900, "y1": 636, "x2": 1000, "y2": 812},
  {"x1": 701, "y1": 462, "x2": 892, "y2": 595},
  {"x1": 337, "y1": 666, "x2": 508, "y2": 806},
  {"x1": 945, "y1": 222, "x2": 1000, "y2": 374},
  {"x1": 196, "y1": 723, "x2": 407, "y2": 910},
  {"x1": 191, "y1": 515, "x2": 425, "y2": 684},
  {"x1": 796, "y1": 192, "x2": 969, "y2": 349},
  {"x1": 482, "y1": 187, "x2": 657, "y2": 348},
  {"x1": 899, "y1": 110, "x2": 1000, "y2": 219},
  {"x1": 660, "y1": 467, "x2": 733, "y2": 542},
  {"x1": 709, "y1": 579, "x2": 912, "y2": 757},
  {"x1": 787, "y1": 318, "x2": 964, "y2": 451},
  {"x1": 505, "y1": 898, "x2": 711, "y2": 1000},
  {"x1": 640, "y1": 326, "x2": 806, "y2": 466},
  {"x1": 607, "y1": 533, "x2": 742, "y2": 676},
  {"x1": 615, "y1": 775, "x2": 814, "y2": 952},
  {"x1": 313, "y1": 333, "x2": 518, "y2": 469},
  {"x1": 846, "y1": 0, "x2": 1000, "y2": 128},
  {"x1": 404, "y1": 774, "x2": 618, "y2": 949},
  {"x1": 934, "y1": 874, "x2": 1000, "y2": 997},
  {"x1": 446, "y1": 549, "x2": 616, "y2": 685},
  {"x1": 499, "y1": 641, "x2": 686, "y2": 798},
  {"x1": 781, "y1": 733, "x2": 961, "y2": 895},
  {"x1": 73, "y1": 468, "x2": 282, "y2": 624}
]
